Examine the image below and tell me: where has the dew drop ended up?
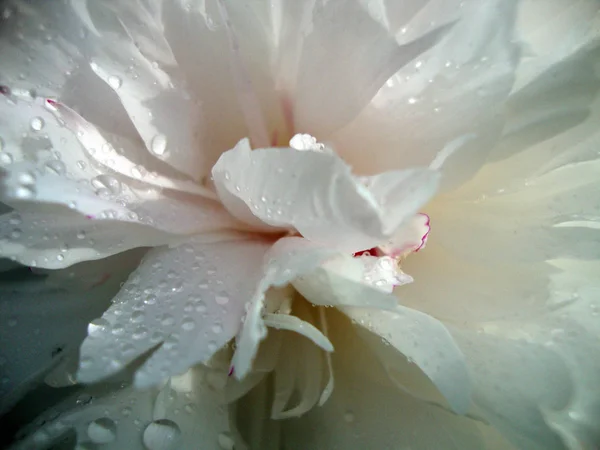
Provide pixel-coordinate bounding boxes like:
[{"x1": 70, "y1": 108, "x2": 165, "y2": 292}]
[
  {"x1": 18, "y1": 171, "x2": 36, "y2": 185},
  {"x1": 91, "y1": 174, "x2": 122, "y2": 195},
  {"x1": 215, "y1": 294, "x2": 229, "y2": 305},
  {"x1": 151, "y1": 134, "x2": 167, "y2": 156},
  {"x1": 132, "y1": 326, "x2": 148, "y2": 340},
  {"x1": 0, "y1": 152, "x2": 13, "y2": 164},
  {"x1": 108, "y1": 75, "x2": 122, "y2": 90},
  {"x1": 87, "y1": 318, "x2": 109, "y2": 336},
  {"x1": 87, "y1": 418, "x2": 117, "y2": 444},
  {"x1": 130, "y1": 310, "x2": 145, "y2": 323},
  {"x1": 44, "y1": 160, "x2": 66, "y2": 175},
  {"x1": 143, "y1": 419, "x2": 182, "y2": 450},
  {"x1": 30, "y1": 116, "x2": 45, "y2": 131},
  {"x1": 181, "y1": 317, "x2": 196, "y2": 331}
]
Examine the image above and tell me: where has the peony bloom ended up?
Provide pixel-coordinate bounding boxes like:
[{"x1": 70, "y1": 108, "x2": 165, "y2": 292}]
[{"x1": 1, "y1": 0, "x2": 599, "y2": 448}]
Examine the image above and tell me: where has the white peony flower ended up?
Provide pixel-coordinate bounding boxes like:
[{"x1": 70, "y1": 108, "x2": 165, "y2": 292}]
[{"x1": 0, "y1": 0, "x2": 599, "y2": 449}]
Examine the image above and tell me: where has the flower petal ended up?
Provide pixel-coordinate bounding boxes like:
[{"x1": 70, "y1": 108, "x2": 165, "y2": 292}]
[
  {"x1": 44, "y1": 99, "x2": 214, "y2": 198},
  {"x1": 270, "y1": 331, "x2": 324, "y2": 420},
  {"x1": 231, "y1": 237, "x2": 341, "y2": 379},
  {"x1": 292, "y1": 256, "x2": 400, "y2": 308},
  {"x1": 276, "y1": 0, "x2": 453, "y2": 137},
  {"x1": 271, "y1": 312, "x2": 490, "y2": 450},
  {"x1": 212, "y1": 139, "x2": 439, "y2": 253},
  {"x1": 331, "y1": 0, "x2": 519, "y2": 189},
  {"x1": 451, "y1": 328, "x2": 574, "y2": 450},
  {"x1": 77, "y1": 237, "x2": 272, "y2": 388},
  {"x1": 263, "y1": 313, "x2": 333, "y2": 353},
  {"x1": 341, "y1": 304, "x2": 471, "y2": 415},
  {"x1": 0, "y1": 193, "x2": 240, "y2": 269},
  {"x1": 10, "y1": 366, "x2": 236, "y2": 450}
]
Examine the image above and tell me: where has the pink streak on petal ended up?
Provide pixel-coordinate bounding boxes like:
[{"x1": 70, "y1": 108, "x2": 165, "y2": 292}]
[
  {"x1": 85, "y1": 215, "x2": 94, "y2": 220},
  {"x1": 228, "y1": 366, "x2": 235, "y2": 377},
  {"x1": 414, "y1": 213, "x2": 431, "y2": 253}
]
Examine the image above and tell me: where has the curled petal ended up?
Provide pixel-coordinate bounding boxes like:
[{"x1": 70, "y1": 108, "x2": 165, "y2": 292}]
[{"x1": 212, "y1": 139, "x2": 439, "y2": 253}]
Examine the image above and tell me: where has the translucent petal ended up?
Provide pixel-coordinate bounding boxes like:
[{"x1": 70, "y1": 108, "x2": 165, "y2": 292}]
[
  {"x1": 263, "y1": 313, "x2": 333, "y2": 353},
  {"x1": 212, "y1": 139, "x2": 439, "y2": 253},
  {"x1": 275, "y1": 0, "x2": 452, "y2": 137},
  {"x1": 342, "y1": 304, "x2": 471, "y2": 414},
  {"x1": 331, "y1": 0, "x2": 519, "y2": 190},
  {"x1": 278, "y1": 312, "x2": 485, "y2": 449},
  {"x1": 77, "y1": 237, "x2": 272, "y2": 387},
  {"x1": 451, "y1": 328, "x2": 573, "y2": 450}
]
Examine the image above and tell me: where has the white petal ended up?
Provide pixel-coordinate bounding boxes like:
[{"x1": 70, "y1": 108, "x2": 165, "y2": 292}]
[
  {"x1": 0, "y1": 210, "x2": 168, "y2": 269},
  {"x1": 277, "y1": 313, "x2": 487, "y2": 450},
  {"x1": 341, "y1": 303, "x2": 471, "y2": 414},
  {"x1": 513, "y1": 0, "x2": 600, "y2": 93},
  {"x1": 87, "y1": 44, "x2": 207, "y2": 181},
  {"x1": 212, "y1": 139, "x2": 439, "y2": 253},
  {"x1": 451, "y1": 328, "x2": 574, "y2": 450},
  {"x1": 0, "y1": 258, "x2": 132, "y2": 414},
  {"x1": 10, "y1": 366, "x2": 235, "y2": 450},
  {"x1": 44, "y1": 99, "x2": 215, "y2": 198},
  {"x1": 331, "y1": 0, "x2": 519, "y2": 189},
  {"x1": 161, "y1": 0, "x2": 279, "y2": 173},
  {"x1": 77, "y1": 237, "x2": 272, "y2": 387},
  {"x1": 231, "y1": 237, "x2": 341, "y2": 378},
  {"x1": 1, "y1": 161, "x2": 131, "y2": 218},
  {"x1": 292, "y1": 256, "x2": 399, "y2": 308},
  {"x1": 271, "y1": 331, "x2": 324, "y2": 420},
  {"x1": 263, "y1": 313, "x2": 333, "y2": 353},
  {"x1": 379, "y1": 213, "x2": 431, "y2": 257},
  {"x1": 276, "y1": 0, "x2": 452, "y2": 137}
]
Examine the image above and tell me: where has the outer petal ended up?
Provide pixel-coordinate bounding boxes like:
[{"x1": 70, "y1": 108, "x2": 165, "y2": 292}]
[
  {"x1": 0, "y1": 253, "x2": 138, "y2": 415},
  {"x1": 212, "y1": 139, "x2": 439, "y2": 253},
  {"x1": 331, "y1": 0, "x2": 519, "y2": 189},
  {"x1": 9, "y1": 366, "x2": 236, "y2": 450},
  {"x1": 77, "y1": 237, "x2": 273, "y2": 388},
  {"x1": 236, "y1": 312, "x2": 500, "y2": 450},
  {"x1": 291, "y1": 256, "x2": 471, "y2": 414},
  {"x1": 292, "y1": 258, "x2": 471, "y2": 413},
  {"x1": 0, "y1": 210, "x2": 167, "y2": 269},
  {"x1": 273, "y1": 0, "x2": 452, "y2": 138},
  {"x1": 451, "y1": 328, "x2": 574, "y2": 450},
  {"x1": 0, "y1": 190, "x2": 240, "y2": 269}
]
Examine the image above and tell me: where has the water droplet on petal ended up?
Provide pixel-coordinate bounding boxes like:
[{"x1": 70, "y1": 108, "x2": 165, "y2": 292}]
[
  {"x1": 30, "y1": 117, "x2": 44, "y2": 131},
  {"x1": 108, "y1": 75, "x2": 122, "y2": 90},
  {"x1": 131, "y1": 310, "x2": 145, "y2": 323},
  {"x1": 0, "y1": 152, "x2": 13, "y2": 165},
  {"x1": 91, "y1": 174, "x2": 122, "y2": 195},
  {"x1": 44, "y1": 160, "x2": 66, "y2": 175},
  {"x1": 87, "y1": 417, "x2": 117, "y2": 444},
  {"x1": 181, "y1": 317, "x2": 195, "y2": 331},
  {"x1": 143, "y1": 419, "x2": 182, "y2": 450},
  {"x1": 151, "y1": 134, "x2": 167, "y2": 156},
  {"x1": 87, "y1": 318, "x2": 109, "y2": 336}
]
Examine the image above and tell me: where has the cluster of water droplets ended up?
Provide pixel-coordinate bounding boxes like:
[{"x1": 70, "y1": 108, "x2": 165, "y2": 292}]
[{"x1": 15, "y1": 381, "x2": 237, "y2": 450}]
